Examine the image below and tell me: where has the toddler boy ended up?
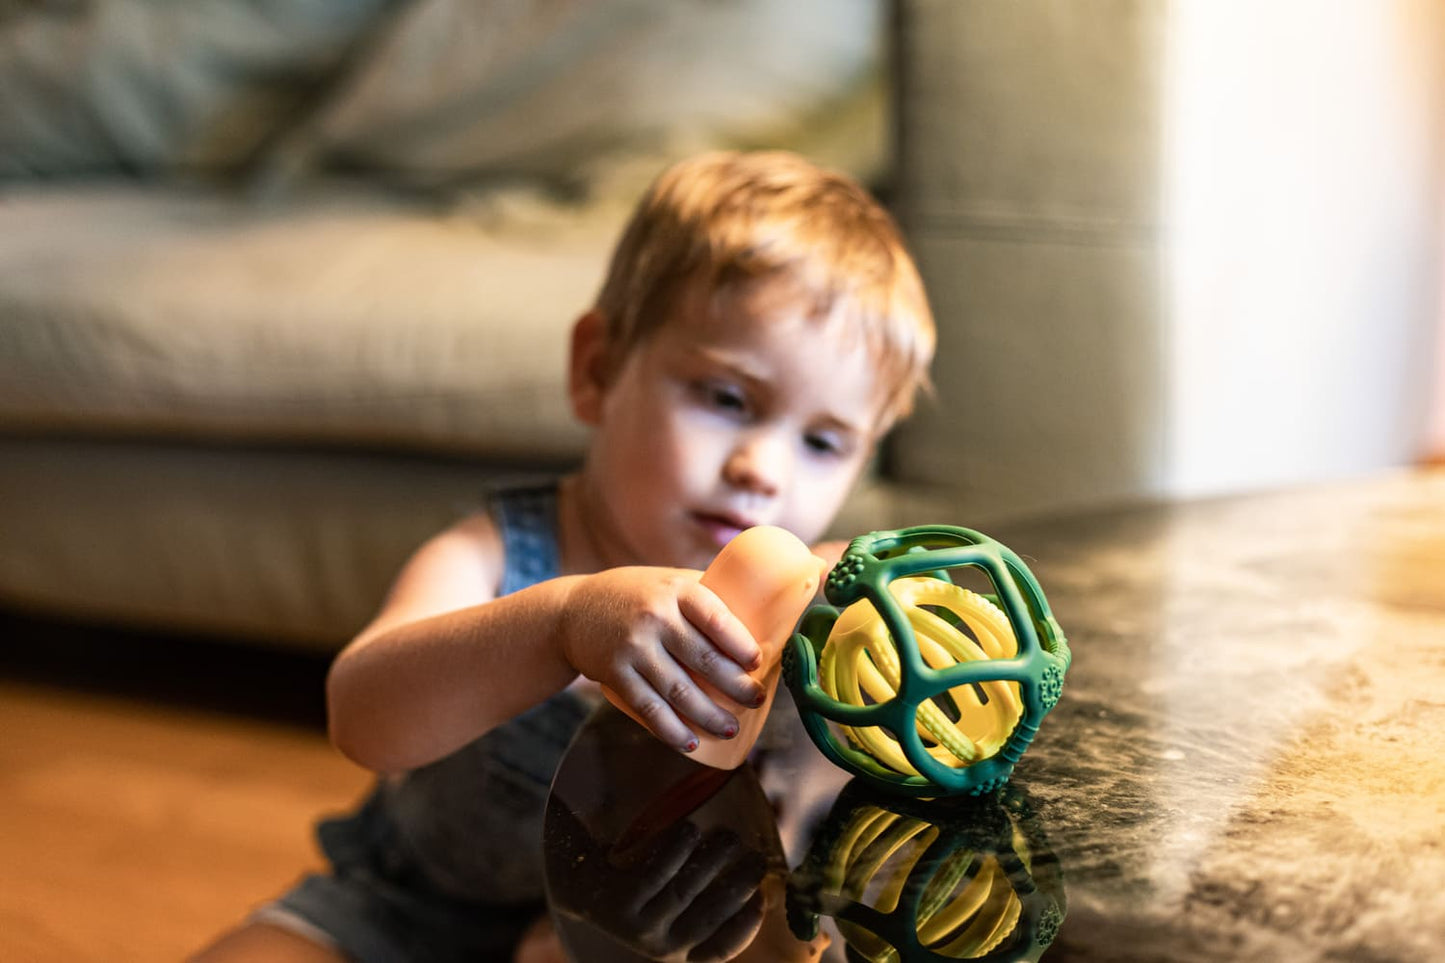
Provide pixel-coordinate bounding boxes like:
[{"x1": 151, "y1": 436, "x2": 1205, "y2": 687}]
[{"x1": 191, "y1": 150, "x2": 935, "y2": 963}]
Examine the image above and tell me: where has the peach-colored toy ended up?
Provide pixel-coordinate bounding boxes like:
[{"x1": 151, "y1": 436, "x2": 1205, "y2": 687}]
[{"x1": 604, "y1": 525, "x2": 824, "y2": 769}]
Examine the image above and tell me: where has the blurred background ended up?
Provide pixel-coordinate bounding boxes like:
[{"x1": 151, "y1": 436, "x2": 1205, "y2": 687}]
[
  {"x1": 0, "y1": 0, "x2": 1440, "y2": 656},
  {"x1": 0, "y1": 2, "x2": 1442, "y2": 959}
]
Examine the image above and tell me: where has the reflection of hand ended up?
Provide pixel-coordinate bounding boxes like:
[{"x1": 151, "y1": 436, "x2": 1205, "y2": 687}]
[{"x1": 548, "y1": 800, "x2": 768, "y2": 962}]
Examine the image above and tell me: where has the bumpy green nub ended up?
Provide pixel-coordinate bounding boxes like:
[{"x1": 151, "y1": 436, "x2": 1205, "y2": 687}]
[{"x1": 784, "y1": 525, "x2": 1070, "y2": 797}]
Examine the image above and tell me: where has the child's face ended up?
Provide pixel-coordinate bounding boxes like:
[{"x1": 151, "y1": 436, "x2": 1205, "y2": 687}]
[{"x1": 571, "y1": 278, "x2": 888, "y2": 570}]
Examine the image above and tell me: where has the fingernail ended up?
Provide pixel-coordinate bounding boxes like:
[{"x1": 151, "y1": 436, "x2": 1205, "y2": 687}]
[
  {"x1": 749, "y1": 689, "x2": 767, "y2": 708},
  {"x1": 721, "y1": 724, "x2": 738, "y2": 739},
  {"x1": 683, "y1": 738, "x2": 699, "y2": 753}
]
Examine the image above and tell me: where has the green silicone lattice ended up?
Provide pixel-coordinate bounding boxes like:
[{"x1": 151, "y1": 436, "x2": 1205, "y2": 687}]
[{"x1": 784, "y1": 525, "x2": 1071, "y2": 797}]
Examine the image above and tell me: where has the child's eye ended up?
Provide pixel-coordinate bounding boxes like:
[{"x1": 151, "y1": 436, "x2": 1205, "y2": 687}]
[
  {"x1": 699, "y1": 382, "x2": 748, "y2": 414},
  {"x1": 805, "y1": 432, "x2": 845, "y2": 457}
]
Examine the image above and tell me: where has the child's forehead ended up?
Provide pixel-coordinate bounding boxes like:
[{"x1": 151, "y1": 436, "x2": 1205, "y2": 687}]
[
  {"x1": 666, "y1": 272, "x2": 829, "y2": 340},
  {"x1": 703, "y1": 270, "x2": 826, "y2": 320},
  {"x1": 654, "y1": 282, "x2": 891, "y2": 429},
  {"x1": 666, "y1": 277, "x2": 841, "y2": 357}
]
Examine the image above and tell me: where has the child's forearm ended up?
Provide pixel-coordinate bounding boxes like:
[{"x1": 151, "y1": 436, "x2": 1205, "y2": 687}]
[{"x1": 326, "y1": 576, "x2": 586, "y2": 773}]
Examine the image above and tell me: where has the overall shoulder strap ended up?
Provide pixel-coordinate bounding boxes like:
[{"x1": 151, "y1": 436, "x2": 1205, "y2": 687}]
[{"x1": 492, "y1": 484, "x2": 561, "y2": 597}]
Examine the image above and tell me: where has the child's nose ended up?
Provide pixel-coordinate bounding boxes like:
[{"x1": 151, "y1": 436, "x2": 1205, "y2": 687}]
[{"x1": 723, "y1": 432, "x2": 789, "y2": 496}]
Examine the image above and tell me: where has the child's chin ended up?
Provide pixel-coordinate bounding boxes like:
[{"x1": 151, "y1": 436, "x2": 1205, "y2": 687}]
[{"x1": 670, "y1": 529, "x2": 730, "y2": 570}]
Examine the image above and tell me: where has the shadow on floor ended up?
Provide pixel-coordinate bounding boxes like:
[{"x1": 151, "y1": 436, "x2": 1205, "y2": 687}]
[{"x1": 0, "y1": 610, "x2": 334, "y2": 730}]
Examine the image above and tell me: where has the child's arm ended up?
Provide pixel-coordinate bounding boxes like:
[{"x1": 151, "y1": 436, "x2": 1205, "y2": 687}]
[{"x1": 326, "y1": 515, "x2": 765, "y2": 774}]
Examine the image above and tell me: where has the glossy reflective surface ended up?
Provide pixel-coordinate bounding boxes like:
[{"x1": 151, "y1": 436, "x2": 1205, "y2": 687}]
[{"x1": 544, "y1": 470, "x2": 1445, "y2": 962}]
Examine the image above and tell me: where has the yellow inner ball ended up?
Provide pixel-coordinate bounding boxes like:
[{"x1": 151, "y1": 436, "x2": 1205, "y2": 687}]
[{"x1": 819, "y1": 577, "x2": 1023, "y2": 775}]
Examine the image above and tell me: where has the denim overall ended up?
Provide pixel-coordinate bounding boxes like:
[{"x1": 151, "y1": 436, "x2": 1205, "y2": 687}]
[{"x1": 272, "y1": 484, "x2": 591, "y2": 962}]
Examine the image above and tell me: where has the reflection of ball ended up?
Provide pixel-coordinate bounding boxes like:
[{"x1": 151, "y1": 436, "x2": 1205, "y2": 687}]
[
  {"x1": 786, "y1": 780, "x2": 1066, "y2": 963},
  {"x1": 837, "y1": 805, "x2": 1020, "y2": 961},
  {"x1": 821, "y1": 578, "x2": 1023, "y2": 777},
  {"x1": 785, "y1": 525, "x2": 1070, "y2": 797}
]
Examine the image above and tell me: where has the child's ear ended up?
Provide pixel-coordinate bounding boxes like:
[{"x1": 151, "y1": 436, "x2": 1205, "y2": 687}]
[{"x1": 567, "y1": 310, "x2": 612, "y2": 426}]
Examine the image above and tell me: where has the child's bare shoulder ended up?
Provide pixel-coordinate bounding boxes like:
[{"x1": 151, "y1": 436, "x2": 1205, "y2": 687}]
[
  {"x1": 418, "y1": 511, "x2": 505, "y2": 585},
  {"x1": 435, "y1": 510, "x2": 504, "y2": 555},
  {"x1": 375, "y1": 512, "x2": 508, "y2": 625}
]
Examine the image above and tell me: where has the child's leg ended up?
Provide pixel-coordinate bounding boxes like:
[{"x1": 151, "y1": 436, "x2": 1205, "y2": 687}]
[{"x1": 188, "y1": 920, "x2": 349, "y2": 963}]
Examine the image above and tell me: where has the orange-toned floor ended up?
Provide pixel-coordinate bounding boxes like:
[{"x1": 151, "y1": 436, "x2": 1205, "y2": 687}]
[{"x1": 0, "y1": 622, "x2": 369, "y2": 962}]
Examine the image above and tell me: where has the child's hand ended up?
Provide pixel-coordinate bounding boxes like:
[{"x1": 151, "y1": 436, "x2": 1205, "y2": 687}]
[{"x1": 558, "y1": 567, "x2": 767, "y2": 753}]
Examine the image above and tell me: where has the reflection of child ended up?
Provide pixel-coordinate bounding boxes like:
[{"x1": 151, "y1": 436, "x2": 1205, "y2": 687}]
[{"x1": 190, "y1": 151, "x2": 935, "y2": 963}]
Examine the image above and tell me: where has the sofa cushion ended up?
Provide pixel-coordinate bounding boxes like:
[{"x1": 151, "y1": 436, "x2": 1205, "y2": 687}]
[
  {"x1": 0, "y1": 182, "x2": 607, "y2": 458},
  {"x1": 0, "y1": 437, "x2": 525, "y2": 646},
  {"x1": 0, "y1": 0, "x2": 393, "y2": 177},
  {"x1": 256, "y1": 0, "x2": 886, "y2": 193}
]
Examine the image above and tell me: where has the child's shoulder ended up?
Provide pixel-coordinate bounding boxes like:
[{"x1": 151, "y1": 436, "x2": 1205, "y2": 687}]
[
  {"x1": 436, "y1": 511, "x2": 505, "y2": 555},
  {"x1": 381, "y1": 511, "x2": 508, "y2": 619},
  {"x1": 427, "y1": 511, "x2": 506, "y2": 582}
]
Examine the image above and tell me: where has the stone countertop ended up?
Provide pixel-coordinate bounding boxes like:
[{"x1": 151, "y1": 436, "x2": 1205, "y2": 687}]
[
  {"x1": 544, "y1": 468, "x2": 1445, "y2": 962},
  {"x1": 997, "y1": 468, "x2": 1445, "y2": 962}
]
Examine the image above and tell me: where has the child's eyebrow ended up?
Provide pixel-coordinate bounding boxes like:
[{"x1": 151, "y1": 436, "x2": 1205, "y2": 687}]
[
  {"x1": 685, "y1": 346, "x2": 770, "y2": 387},
  {"x1": 815, "y1": 412, "x2": 870, "y2": 439}
]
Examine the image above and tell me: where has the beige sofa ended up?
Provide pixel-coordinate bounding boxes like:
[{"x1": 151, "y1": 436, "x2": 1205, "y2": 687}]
[
  {"x1": 0, "y1": 0, "x2": 903, "y2": 650},
  {"x1": 20, "y1": 1, "x2": 1420, "y2": 653}
]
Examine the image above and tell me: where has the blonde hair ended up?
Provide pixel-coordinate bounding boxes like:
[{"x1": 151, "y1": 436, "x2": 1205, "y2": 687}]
[{"x1": 593, "y1": 150, "x2": 935, "y2": 422}]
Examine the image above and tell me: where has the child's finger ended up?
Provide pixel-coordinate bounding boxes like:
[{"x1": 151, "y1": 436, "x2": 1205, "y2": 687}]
[
  {"x1": 665, "y1": 627, "x2": 767, "y2": 710},
  {"x1": 678, "y1": 586, "x2": 764, "y2": 672},
  {"x1": 609, "y1": 666, "x2": 701, "y2": 754},
  {"x1": 637, "y1": 654, "x2": 740, "y2": 742}
]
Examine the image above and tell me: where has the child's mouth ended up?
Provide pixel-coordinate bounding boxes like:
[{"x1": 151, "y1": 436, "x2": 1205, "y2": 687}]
[{"x1": 691, "y1": 512, "x2": 754, "y2": 548}]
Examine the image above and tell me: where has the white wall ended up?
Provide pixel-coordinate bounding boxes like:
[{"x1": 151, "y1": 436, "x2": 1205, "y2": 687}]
[
  {"x1": 891, "y1": 0, "x2": 1444, "y2": 524},
  {"x1": 1163, "y1": 0, "x2": 1445, "y2": 498}
]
